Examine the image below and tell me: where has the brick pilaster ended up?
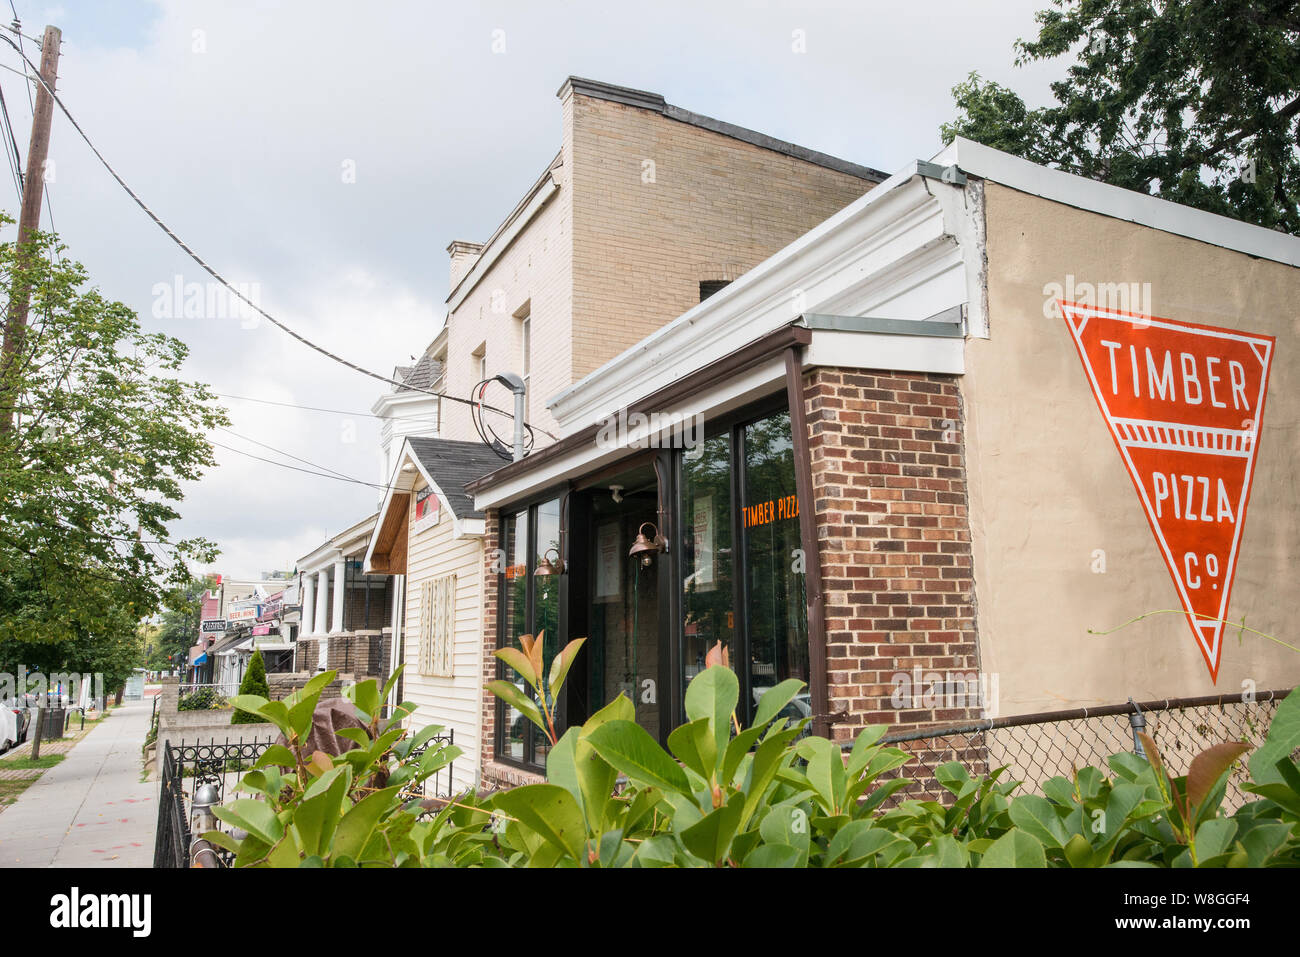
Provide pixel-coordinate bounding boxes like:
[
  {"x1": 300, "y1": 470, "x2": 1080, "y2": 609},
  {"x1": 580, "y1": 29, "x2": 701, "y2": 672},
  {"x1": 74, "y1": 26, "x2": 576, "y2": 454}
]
[{"x1": 804, "y1": 368, "x2": 982, "y2": 742}]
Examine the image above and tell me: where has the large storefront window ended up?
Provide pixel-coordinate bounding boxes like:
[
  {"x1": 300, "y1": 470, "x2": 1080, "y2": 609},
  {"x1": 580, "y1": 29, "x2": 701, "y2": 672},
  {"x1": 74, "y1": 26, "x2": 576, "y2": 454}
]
[
  {"x1": 496, "y1": 497, "x2": 561, "y2": 767},
  {"x1": 494, "y1": 401, "x2": 808, "y2": 771},
  {"x1": 679, "y1": 404, "x2": 807, "y2": 727},
  {"x1": 741, "y1": 411, "x2": 808, "y2": 705},
  {"x1": 681, "y1": 434, "x2": 735, "y2": 702}
]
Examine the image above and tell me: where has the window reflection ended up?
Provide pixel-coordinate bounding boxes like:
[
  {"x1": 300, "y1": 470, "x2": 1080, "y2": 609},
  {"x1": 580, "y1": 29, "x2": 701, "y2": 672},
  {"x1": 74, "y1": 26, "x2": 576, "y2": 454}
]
[
  {"x1": 743, "y1": 411, "x2": 808, "y2": 712},
  {"x1": 681, "y1": 434, "x2": 734, "y2": 702}
]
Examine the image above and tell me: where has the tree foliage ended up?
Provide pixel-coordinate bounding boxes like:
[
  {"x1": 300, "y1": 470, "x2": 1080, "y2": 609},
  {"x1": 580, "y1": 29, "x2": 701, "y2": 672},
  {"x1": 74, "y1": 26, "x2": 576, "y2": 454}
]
[
  {"x1": 0, "y1": 218, "x2": 228, "y2": 658},
  {"x1": 148, "y1": 574, "x2": 217, "y2": 671},
  {"x1": 232, "y1": 649, "x2": 269, "y2": 724},
  {"x1": 942, "y1": 0, "x2": 1300, "y2": 232}
]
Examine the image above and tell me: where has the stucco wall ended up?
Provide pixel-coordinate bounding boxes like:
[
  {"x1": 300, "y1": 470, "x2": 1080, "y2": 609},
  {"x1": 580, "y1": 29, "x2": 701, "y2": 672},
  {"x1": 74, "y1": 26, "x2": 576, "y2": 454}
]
[{"x1": 966, "y1": 182, "x2": 1300, "y2": 715}]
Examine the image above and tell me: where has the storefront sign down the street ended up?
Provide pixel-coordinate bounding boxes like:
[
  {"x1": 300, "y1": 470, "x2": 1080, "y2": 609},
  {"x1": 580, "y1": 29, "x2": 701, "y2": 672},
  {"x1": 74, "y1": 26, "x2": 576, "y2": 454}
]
[{"x1": 1060, "y1": 300, "x2": 1275, "y2": 681}]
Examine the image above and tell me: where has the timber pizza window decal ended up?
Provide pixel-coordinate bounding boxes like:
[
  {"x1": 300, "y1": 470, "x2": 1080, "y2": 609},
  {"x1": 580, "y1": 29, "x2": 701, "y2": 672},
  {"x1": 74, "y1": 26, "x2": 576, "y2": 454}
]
[{"x1": 1059, "y1": 300, "x2": 1275, "y2": 682}]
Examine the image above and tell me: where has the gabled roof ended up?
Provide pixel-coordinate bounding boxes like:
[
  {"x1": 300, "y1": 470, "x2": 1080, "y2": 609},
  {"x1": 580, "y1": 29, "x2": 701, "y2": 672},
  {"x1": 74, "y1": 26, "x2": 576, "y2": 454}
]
[
  {"x1": 405, "y1": 437, "x2": 504, "y2": 520},
  {"x1": 364, "y1": 436, "x2": 505, "y2": 574}
]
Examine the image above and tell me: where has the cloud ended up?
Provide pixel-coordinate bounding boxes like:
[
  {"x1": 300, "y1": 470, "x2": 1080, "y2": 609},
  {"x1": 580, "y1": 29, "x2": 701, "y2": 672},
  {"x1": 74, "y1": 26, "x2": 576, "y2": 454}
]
[{"x1": 16, "y1": 0, "x2": 1057, "y2": 578}]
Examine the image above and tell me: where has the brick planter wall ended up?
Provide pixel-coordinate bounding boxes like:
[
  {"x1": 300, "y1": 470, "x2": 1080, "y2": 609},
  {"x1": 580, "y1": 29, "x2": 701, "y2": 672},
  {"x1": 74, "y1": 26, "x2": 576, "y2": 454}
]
[{"x1": 803, "y1": 367, "x2": 983, "y2": 743}]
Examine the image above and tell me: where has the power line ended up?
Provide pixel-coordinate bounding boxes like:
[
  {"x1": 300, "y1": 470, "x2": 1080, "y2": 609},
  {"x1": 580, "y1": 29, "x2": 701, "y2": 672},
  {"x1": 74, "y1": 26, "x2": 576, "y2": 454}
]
[
  {"x1": 0, "y1": 30, "x2": 558, "y2": 443},
  {"x1": 0, "y1": 78, "x2": 22, "y2": 204},
  {"x1": 213, "y1": 391, "x2": 438, "y2": 424},
  {"x1": 218, "y1": 426, "x2": 359, "y2": 483},
  {"x1": 209, "y1": 438, "x2": 388, "y2": 491}
]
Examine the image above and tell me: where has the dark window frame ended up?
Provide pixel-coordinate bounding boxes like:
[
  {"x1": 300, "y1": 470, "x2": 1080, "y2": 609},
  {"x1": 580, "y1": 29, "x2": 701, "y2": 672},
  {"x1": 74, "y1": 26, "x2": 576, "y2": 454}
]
[
  {"x1": 492, "y1": 391, "x2": 801, "y2": 768},
  {"x1": 493, "y1": 484, "x2": 568, "y2": 771}
]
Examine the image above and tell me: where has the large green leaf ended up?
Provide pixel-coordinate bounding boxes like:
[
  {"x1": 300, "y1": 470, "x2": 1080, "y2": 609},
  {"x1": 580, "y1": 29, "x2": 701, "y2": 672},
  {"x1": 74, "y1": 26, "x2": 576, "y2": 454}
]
[
  {"x1": 349, "y1": 677, "x2": 381, "y2": 721},
  {"x1": 331, "y1": 787, "x2": 400, "y2": 861},
  {"x1": 742, "y1": 844, "x2": 801, "y2": 868},
  {"x1": 548, "y1": 637, "x2": 587, "y2": 698},
  {"x1": 1008, "y1": 794, "x2": 1070, "y2": 849},
  {"x1": 292, "y1": 769, "x2": 348, "y2": 858},
  {"x1": 668, "y1": 717, "x2": 718, "y2": 781},
  {"x1": 253, "y1": 744, "x2": 299, "y2": 770},
  {"x1": 1249, "y1": 687, "x2": 1300, "y2": 786},
  {"x1": 741, "y1": 727, "x2": 801, "y2": 829},
  {"x1": 1185, "y1": 741, "x2": 1251, "y2": 815},
  {"x1": 493, "y1": 784, "x2": 589, "y2": 864},
  {"x1": 486, "y1": 680, "x2": 544, "y2": 734},
  {"x1": 213, "y1": 798, "x2": 284, "y2": 847},
  {"x1": 759, "y1": 803, "x2": 812, "y2": 867},
  {"x1": 587, "y1": 720, "x2": 691, "y2": 796},
  {"x1": 844, "y1": 725, "x2": 890, "y2": 778},
  {"x1": 495, "y1": 647, "x2": 539, "y2": 690},
  {"x1": 685, "y1": 666, "x2": 738, "y2": 757},
  {"x1": 978, "y1": 829, "x2": 1047, "y2": 868},
  {"x1": 797, "y1": 736, "x2": 846, "y2": 816},
  {"x1": 721, "y1": 726, "x2": 764, "y2": 786},
  {"x1": 752, "y1": 679, "x2": 806, "y2": 730},
  {"x1": 1191, "y1": 818, "x2": 1237, "y2": 862},
  {"x1": 680, "y1": 792, "x2": 743, "y2": 865},
  {"x1": 545, "y1": 727, "x2": 585, "y2": 809},
  {"x1": 229, "y1": 695, "x2": 290, "y2": 735}
]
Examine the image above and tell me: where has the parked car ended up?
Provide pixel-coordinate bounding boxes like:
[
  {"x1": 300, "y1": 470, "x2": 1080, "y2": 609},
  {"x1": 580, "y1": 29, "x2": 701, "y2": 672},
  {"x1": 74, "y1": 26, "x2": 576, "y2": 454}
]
[{"x1": 0, "y1": 700, "x2": 27, "y2": 752}]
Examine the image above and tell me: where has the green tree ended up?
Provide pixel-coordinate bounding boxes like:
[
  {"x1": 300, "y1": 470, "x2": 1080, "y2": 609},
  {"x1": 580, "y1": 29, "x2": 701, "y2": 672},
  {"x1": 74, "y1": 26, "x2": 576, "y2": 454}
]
[
  {"x1": 148, "y1": 574, "x2": 218, "y2": 670},
  {"x1": 0, "y1": 219, "x2": 228, "y2": 655},
  {"x1": 942, "y1": 0, "x2": 1300, "y2": 233},
  {"x1": 231, "y1": 649, "x2": 270, "y2": 724}
]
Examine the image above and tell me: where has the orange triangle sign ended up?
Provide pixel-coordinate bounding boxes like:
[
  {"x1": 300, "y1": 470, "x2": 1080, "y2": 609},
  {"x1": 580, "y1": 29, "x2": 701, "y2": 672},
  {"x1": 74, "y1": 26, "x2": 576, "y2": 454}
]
[{"x1": 1059, "y1": 300, "x2": 1274, "y2": 682}]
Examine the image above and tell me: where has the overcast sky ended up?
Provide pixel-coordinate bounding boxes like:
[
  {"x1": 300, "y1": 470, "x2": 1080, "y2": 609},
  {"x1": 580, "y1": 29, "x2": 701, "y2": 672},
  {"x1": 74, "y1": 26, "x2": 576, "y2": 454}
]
[{"x1": 12, "y1": 0, "x2": 1064, "y2": 580}]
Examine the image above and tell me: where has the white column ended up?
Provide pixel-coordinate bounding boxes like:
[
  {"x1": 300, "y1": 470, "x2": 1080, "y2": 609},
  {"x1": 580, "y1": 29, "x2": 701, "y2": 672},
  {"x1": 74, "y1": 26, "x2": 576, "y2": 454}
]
[
  {"x1": 301, "y1": 575, "x2": 316, "y2": 636},
  {"x1": 314, "y1": 570, "x2": 328, "y2": 635},
  {"x1": 315, "y1": 569, "x2": 330, "y2": 670},
  {"x1": 330, "y1": 558, "x2": 346, "y2": 634}
]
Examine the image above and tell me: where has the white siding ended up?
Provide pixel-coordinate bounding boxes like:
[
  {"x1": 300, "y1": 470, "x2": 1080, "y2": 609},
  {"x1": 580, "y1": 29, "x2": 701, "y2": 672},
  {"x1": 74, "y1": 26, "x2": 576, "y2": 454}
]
[{"x1": 401, "y1": 480, "x2": 484, "y2": 793}]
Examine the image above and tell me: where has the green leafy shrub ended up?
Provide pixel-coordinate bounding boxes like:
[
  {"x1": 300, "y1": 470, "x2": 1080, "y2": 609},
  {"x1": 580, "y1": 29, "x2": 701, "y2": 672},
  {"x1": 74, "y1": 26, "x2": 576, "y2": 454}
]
[
  {"x1": 231, "y1": 651, "x2": 270, "y2": 725},
  {"x1": 211, "y1": 640, "x2": 1300, "y2": 868},
  {"x1": 178, "y1": 687, "x2": 226, "y2": 711}
]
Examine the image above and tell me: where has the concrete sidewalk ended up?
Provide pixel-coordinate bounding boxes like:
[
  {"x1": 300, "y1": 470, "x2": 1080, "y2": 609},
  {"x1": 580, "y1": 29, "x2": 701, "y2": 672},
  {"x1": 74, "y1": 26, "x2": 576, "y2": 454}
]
[{"x1": 0, "y1": 699, "x2": 156, "y2": 867}]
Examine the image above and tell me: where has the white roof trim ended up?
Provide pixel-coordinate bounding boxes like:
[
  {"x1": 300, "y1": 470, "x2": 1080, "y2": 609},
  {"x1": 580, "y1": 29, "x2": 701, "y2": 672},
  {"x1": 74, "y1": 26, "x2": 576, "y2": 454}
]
[
  {"x1": 447, "y1": 173, "x2": 561, "y2": 312},
  {"x1": 939, "y1": 137, "x2": 1300, "y2": 268},
  {"x1": 362, "y1": 439, "x2": 483, "y2": 574}
]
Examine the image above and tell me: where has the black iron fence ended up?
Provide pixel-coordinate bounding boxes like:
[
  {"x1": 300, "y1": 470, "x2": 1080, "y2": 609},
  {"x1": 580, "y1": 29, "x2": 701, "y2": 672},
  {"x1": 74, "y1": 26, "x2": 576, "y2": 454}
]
[
  {"x1": 154, "y1": 730, "x2": 456, "y2": 868},
  {"x1": 865, "y1": 689, "x2": 1290, "y2": 811}
]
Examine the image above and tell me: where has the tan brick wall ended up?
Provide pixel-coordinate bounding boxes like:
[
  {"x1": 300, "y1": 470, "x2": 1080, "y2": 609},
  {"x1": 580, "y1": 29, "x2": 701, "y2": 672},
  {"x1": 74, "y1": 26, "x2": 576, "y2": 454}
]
[
  {"x1": 438, "y1": 88, "x2": 877, "y2": 446},
  {"x1": 804, "y1": 367, "x2": 982, "y2": 742},
  {"x1": 569, "y1": 94, "x2": 876, "y2": 382}
]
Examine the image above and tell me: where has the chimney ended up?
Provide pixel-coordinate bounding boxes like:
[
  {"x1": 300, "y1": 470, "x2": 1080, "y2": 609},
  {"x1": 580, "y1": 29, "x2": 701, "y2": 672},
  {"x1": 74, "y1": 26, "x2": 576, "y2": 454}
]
[{"x1": 447, "y1": 240, "x2": 484, "y2": 293}]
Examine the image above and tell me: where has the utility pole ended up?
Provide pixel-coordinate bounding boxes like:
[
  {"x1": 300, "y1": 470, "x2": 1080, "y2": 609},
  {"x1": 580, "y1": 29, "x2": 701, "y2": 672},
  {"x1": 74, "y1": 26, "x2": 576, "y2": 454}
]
[{"x1": 0, "y1": 24, "x2": 61, "y2": 435}]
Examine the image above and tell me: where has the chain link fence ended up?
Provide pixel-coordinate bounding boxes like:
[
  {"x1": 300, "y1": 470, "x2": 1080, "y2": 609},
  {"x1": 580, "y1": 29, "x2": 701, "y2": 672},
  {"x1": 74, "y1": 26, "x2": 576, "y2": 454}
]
[{"x1": 870, "y1": 689, "x2": 1289, "y2": 812}]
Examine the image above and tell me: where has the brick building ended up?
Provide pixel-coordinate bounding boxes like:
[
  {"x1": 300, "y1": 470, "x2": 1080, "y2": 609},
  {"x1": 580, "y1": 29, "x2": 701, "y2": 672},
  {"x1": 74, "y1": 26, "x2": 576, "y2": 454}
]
[
  {"x1": 364, "y1": 76, "x2": 886, "y2": 788},
  {"x1": 462, "y1": 138, "x2": 1300, "y2": 787}
]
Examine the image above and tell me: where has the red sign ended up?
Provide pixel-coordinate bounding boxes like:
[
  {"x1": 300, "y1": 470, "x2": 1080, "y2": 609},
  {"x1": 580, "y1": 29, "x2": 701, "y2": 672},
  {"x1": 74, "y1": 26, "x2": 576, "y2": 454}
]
[{"x1": 1060, "y1": 301, "x2": 1274, "y2": 681}]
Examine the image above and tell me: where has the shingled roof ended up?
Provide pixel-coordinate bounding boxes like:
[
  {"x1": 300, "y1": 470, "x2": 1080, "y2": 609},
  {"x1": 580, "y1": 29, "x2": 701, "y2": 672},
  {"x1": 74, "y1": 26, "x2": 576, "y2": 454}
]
[
  {"x1": 398, "y1": 352, "x2": 443, "y2": 392},
  {"x1": 405, "y1": 437, "x2": 504, "y2": 519}
]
